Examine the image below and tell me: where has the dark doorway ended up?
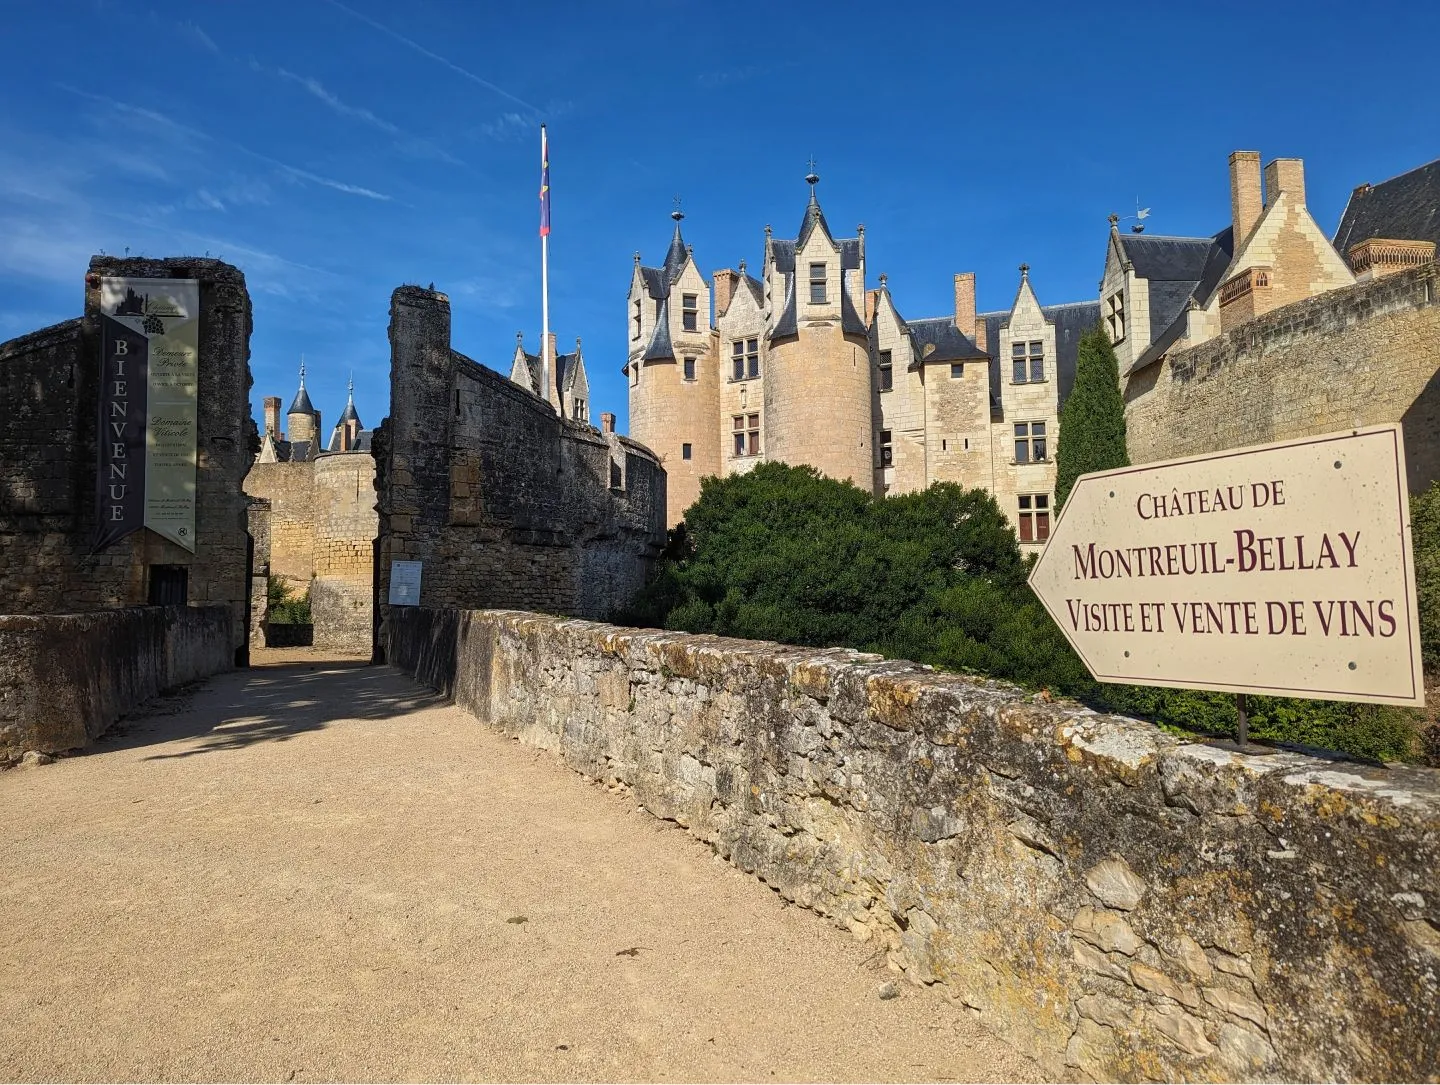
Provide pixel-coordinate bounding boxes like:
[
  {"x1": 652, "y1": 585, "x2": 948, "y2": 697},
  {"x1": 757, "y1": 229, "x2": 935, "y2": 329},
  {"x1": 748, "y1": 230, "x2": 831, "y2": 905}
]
[{"x1": 148, "y1": 565, "x2": 189, "y2": 606}]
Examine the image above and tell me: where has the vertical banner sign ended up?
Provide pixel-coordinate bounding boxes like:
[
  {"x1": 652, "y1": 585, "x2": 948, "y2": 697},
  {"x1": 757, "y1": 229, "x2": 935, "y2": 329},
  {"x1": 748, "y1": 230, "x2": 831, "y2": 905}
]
[{"x1": 95, "y1": 277, "x2": 200, "y2": 553}]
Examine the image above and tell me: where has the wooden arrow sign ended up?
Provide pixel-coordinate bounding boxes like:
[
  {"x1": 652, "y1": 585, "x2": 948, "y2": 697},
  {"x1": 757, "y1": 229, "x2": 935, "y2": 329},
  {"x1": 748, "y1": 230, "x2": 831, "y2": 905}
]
[{"x1": 1028, "y1": 425, "x2": 1425, "y2": 706}]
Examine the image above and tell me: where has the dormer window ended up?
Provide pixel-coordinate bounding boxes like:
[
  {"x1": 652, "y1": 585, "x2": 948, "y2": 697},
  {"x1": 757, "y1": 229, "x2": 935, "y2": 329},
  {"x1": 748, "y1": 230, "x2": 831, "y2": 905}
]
[
  {"x1": 877, "y1": 350, "x2": 893, "y2": 392},
  {"x1": 1106, "y1": 291, "x2": 1125, "y2": 343},
  {"x1": 809, "y1": 263, "x2": 826, "y2": 304},
  {"x1": 682, "y1": 294, "x2": 698, "y2": 332},
  {"x1": 632, "y1": 299, "x2": 641, "y2": 339},
  {"x1": 1012, "y1": 341, "x2": 1044, "y2": 383}
]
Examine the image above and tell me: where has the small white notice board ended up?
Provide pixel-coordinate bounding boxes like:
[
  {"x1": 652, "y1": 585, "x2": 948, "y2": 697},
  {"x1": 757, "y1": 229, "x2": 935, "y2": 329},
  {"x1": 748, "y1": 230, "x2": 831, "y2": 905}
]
[{"x1": 388, "y1": 560, "x2": 423, "y2": 606}]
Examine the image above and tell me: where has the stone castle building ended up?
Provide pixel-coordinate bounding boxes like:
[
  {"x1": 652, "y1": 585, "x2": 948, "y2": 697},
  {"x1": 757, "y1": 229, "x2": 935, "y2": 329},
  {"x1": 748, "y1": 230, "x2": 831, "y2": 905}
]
[
  {"x1": 243, "y1": 364, "x2": 378, "y2": 650},
  {"x1": 1112, "y1": 150, "x2": 1440, "y2": 490},
  {"x1": 627, "y1": 173, "x2": 1098, "y2": 548}
]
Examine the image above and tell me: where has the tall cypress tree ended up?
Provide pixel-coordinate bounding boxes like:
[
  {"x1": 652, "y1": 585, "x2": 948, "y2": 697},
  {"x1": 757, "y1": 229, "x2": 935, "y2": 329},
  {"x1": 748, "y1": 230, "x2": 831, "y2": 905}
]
[{"x1": 1055, "y1": 325, "x2": 1129, "y2": 510}]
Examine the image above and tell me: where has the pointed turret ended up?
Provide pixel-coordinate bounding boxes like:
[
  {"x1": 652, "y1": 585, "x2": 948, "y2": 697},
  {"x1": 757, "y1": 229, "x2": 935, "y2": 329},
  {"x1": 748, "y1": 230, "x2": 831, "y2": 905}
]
[{"x1": 287, "y1": 356, "x2": 319, "y2": 448}]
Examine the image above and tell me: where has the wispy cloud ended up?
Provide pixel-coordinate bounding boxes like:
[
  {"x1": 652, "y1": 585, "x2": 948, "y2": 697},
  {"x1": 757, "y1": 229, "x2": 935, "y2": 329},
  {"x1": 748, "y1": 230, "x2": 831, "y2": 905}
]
[
  {"x1": 319, "y1": 0, "x2": 541, "y2": 114},
  {"x1": 56, "y1": 84, "x2": 393, "y2": 202},
  {"x1": 474, "y1": 112, "x2": 529, "y2": 141},
  {"x1": 278, "y1": 68, "x2": 401, "y2": 136},
  {"x1": 179, "y1": 19, "x2": 218, "y2": 53}
]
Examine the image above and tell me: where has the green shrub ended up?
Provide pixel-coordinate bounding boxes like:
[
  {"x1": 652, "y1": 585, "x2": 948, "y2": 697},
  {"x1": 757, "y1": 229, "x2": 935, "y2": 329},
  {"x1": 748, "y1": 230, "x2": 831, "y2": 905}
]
[
  {"x1": 1412, "y1": 480, "x2": 1440, "y2": 671},
  {"x1": 266, "y1": 575, "x2": 312, "y2": 625}
]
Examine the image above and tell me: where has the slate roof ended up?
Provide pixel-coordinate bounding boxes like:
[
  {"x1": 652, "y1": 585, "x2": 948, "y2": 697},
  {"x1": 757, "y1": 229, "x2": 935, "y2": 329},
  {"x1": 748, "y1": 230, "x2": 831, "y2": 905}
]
[
  {"x1": 288, "y1": 385, "x2": 315, "y2": 416},
  {"x1": 1333, "y1": 158, "x2": 1440, "y2": 255},
  {"x1": 637, "y1": 222, "x2": 693, "y2": 361},
  {"x1": 897, "y1": 316, "x2": 990, "y2": 370},
  {"x1": 518, "y1": 346, "x2": 582, "y2": 395},
  {"x1": 1116, "y1": 232, "x2": 1231, "y2": 347},
  {"x1": 1127, "y1": 226, "x2": 1235, "y2": 375},
  {"x1": 324, "y1": 428, "x2": 373, "y2": 453},
  {"x1": 980, "y1": 300, "x2": 1101, "y2": 413}
]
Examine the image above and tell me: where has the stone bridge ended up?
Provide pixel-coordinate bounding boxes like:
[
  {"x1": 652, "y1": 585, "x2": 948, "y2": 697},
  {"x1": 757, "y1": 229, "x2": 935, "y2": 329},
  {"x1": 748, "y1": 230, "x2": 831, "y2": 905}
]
[{"x1": 4, "y1": 612, "x2": 1437, "y2": 1084}]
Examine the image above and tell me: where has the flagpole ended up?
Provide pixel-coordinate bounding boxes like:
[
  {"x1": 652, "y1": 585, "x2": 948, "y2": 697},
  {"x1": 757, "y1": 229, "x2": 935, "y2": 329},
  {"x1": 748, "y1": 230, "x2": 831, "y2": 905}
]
[{"x1": 540, "y1": 124, "x2": 551, "y2": 413}]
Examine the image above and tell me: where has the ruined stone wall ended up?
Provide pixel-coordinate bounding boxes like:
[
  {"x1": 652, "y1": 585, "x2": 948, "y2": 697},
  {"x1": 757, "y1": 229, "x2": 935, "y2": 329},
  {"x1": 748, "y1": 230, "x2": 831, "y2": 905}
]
[
  {"x1": 242, "y1": 461, "x2": 315, "y2": 589},
  {"x1": 388, "y1": 607, "x2": 1440, "y2": 1084},
  {"x1": 1125, "y1": 262, "x2": 1440, "y2": 489},
  {"x1": 310, "y1": 451, "x2": 375, "y2": 650},
  {"x1": 0, "y1": 605, "x2": 233, "y2": 762},
  {"x1": 0, "y1": 257, "x2": 254, "y2": 659},
  {"x1": 246, "y1": 498, "x2": 271, "y2": 648},
  {"x1": 375, "y1": 286, "x2": 666, "y2": 651}
]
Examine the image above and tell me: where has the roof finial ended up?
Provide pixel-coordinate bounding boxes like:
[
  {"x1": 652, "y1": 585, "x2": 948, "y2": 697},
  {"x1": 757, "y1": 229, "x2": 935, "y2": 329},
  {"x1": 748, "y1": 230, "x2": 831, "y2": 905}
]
[
  {"x1": 633, "y1": 251, "x2": 641, "y2": 265},
  {"x1": 1019, "y1": 263, "x2": 1030, "y2": 280},
  {"x1": 857, "y1": 223, "x2": 865, "y2": 237},
  {"x1": 517, "y1": 330, "x2": 525, "y2": 346},
  {"x1": 672, "y1": 194, "x2": 684, "y2": 223},
  {"x1": 805, "y1": 155, "x2": 819, "y2": 203},
  {"x1": 575, "y1": 336, "x2": 582, "y2": 351},
  {"x1": 298, "y1": 354, "x2": 305, "y2": 388},
  {"x1": 347, "y1": 371, "x2": 354, "y2": 401},
  {"x1": 764, "y1": 223, "x2": 772, "y2": 238},
  {"x1": 879, "y1": 273, "x2": 888, "y2": 288},
  {"x1": 1108, "y1": 213, "x2": 1119, "y2": 228},
  {"x1": 738, "y1": 258, "x2": 747, "y2": 273}
]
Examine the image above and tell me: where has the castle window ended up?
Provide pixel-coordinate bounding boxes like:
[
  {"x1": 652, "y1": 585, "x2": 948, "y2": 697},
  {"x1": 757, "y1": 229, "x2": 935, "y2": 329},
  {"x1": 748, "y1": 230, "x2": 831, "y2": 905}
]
[
  {"x1": 809, "y1": 263, "x2": 826, "y2": 304},
  {"x1": 732, "y1": 338, "x2": 759, "y2": 380},
  {"x1": 733, "y1": 413, "x2": 760, "y2": 456},
  {"x1": 683, "y1": 356, "x2": 696, "y2": 381},
  {"x1": 1018, "y1": 494, "x2": 1051, "y2": 543},
  {"x1": 1106, "y1": 291, "x2": 1126, "y2": 344},
  {"x1": 682, "y1": 442, "x2": 692, "y2": 460},
  {"x1": 633, "y1": 298, "x2": 641, "y2": 339},
  {"x1": 682, "y1": 294, "x2": 698, "y2": 332},
  {"x1": 950, "y1": 363, "x2": 965, "y2": 379},
  {"x1": 879, "y1": 429, "x2": 893, "y2": 468},
  {"x1": 573, "y1": 399, "x2": 587, "y2": 422},
  {"x1": 877, "y1": 350, "x2": 893, "y2": 392},
  {"x1": 630, "y1": 362, "x2": 639, "y2": 387},
  {"x1": 1014, "y1": 421, "x2": 1047, "y2": 463},
  {"x1": 1012, "y1": 341, "x2": 1044, "y2": 383}
]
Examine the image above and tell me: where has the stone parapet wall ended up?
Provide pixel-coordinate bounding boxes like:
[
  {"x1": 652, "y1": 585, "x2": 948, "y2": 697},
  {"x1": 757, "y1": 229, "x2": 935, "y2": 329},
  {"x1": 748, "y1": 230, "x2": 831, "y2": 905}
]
[
  {"x1": 387, "y1": 607, "x2": 1440, "y2": 1083},
  {"x1": 0, "y1": 605, "x2": 233, "y2": 762},
  {"x1": 1125, "y1": 262, "x2": 1440, "y2": 489}
]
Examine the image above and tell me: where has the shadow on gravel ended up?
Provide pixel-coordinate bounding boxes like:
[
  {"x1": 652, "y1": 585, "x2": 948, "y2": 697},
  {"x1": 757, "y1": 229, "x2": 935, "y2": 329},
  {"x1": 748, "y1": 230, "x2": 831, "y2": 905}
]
[{"x1": 89, "y1": 663, "x2": 449, "y2": 761}]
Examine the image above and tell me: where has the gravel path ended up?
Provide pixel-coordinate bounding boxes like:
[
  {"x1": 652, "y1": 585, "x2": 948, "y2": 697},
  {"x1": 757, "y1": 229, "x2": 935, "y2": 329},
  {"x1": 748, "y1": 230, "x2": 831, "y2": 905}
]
[{"x1": 0, "y1": 650, "x2": 1039, "y2": 1083}]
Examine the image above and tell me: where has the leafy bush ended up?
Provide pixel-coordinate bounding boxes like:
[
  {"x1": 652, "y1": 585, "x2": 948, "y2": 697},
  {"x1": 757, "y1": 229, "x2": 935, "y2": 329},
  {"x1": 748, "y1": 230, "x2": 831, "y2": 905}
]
[
  {"x1": 621, "y1": 462, "x2": 1423, "y2": 764},
  {"x1": 267, "y1": 575, "x2": 312, "y2": 625},
  {"x1": 1412, "y1": 480, "x2": 1440, "y2": 672}
]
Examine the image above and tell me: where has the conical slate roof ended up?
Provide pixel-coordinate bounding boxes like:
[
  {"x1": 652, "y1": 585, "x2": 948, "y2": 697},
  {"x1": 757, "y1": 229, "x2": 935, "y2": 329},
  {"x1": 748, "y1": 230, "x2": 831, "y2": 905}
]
[{"x1": 288, "y1": 385, "x2": 315, "y2": 415}]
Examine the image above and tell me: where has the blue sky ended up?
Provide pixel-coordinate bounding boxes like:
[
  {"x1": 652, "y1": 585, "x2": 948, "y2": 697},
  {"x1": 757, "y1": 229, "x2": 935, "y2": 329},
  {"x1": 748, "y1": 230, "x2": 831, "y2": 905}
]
[{"x1": 1, "y1": 1, "x2": 1434, "y2": 438}]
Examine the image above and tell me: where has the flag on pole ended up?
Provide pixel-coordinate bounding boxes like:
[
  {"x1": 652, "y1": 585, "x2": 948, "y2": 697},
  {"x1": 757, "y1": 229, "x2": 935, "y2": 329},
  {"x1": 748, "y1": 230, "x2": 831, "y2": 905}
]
[{"x1": 539, "y1": 126, "x2": 550, "y2": 237}]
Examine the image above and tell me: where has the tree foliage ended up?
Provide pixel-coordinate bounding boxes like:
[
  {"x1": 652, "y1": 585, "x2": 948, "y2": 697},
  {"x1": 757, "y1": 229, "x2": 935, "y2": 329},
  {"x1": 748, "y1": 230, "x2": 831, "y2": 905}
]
[
  {"x1": 1055, "y1": 325, "x2": 1129, "y2": 509},
  {"x1": 267, "y1": 575, "x2": 312, "y2": 625}
]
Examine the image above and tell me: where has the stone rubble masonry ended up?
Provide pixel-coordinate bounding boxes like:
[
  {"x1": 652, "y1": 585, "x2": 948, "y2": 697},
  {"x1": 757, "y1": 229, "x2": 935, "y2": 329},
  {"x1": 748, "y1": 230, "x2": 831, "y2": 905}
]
[
  {"x1": 246, "y1": 498, "x2": 271, "y2": 648},
  {"x1": 0, "y1": 256, "x2": 255, "y2": 661},
  {"x1": 374, "y1": 286, "x2": 665, "y2": 653},
  {"x1": 1125, "y1": 261, "x2": 1440, "y2": 489},
  {"x1": 388, "y1": 606, "x2": 1440, "y2": 1084},
  {"x1": 0, "y1": 604, "x2": 232, "y2": 762}
]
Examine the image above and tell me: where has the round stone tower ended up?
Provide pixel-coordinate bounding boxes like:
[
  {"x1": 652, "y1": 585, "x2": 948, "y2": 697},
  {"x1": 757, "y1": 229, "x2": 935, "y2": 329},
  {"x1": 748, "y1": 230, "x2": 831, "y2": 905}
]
[
  {"x1": 762, "y1": 171, "x2": 873, "y2": 488},
  {"x1": 627, "y1": 207, "x2": 719, "y2": 526}
]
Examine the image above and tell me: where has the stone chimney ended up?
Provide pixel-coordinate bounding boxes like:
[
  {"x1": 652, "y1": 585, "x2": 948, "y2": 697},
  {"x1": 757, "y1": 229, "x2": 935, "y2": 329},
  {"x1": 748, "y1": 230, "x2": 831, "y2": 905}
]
[
  {"x1": 1263, "y1": 157, "x2": 1305, "y2": 208},
  {"x1": 263, "y1": 396, "x2": 281, "y2": 438},
  {"x1": 601, "y1": 412, "x2": 616, "y2": 434},
  {"x1": 954, "y1": 272, "x2": 976, "y2": 337},
  {"x1": 713, "y1": 269, "x2": 737, "y2": 319},
  {"x1": 1229, "y1": 150, "x2": 1263, "y2": 246},
  {"x1": 865, "y1": 288, "x2": 879, "y2": 327}
]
